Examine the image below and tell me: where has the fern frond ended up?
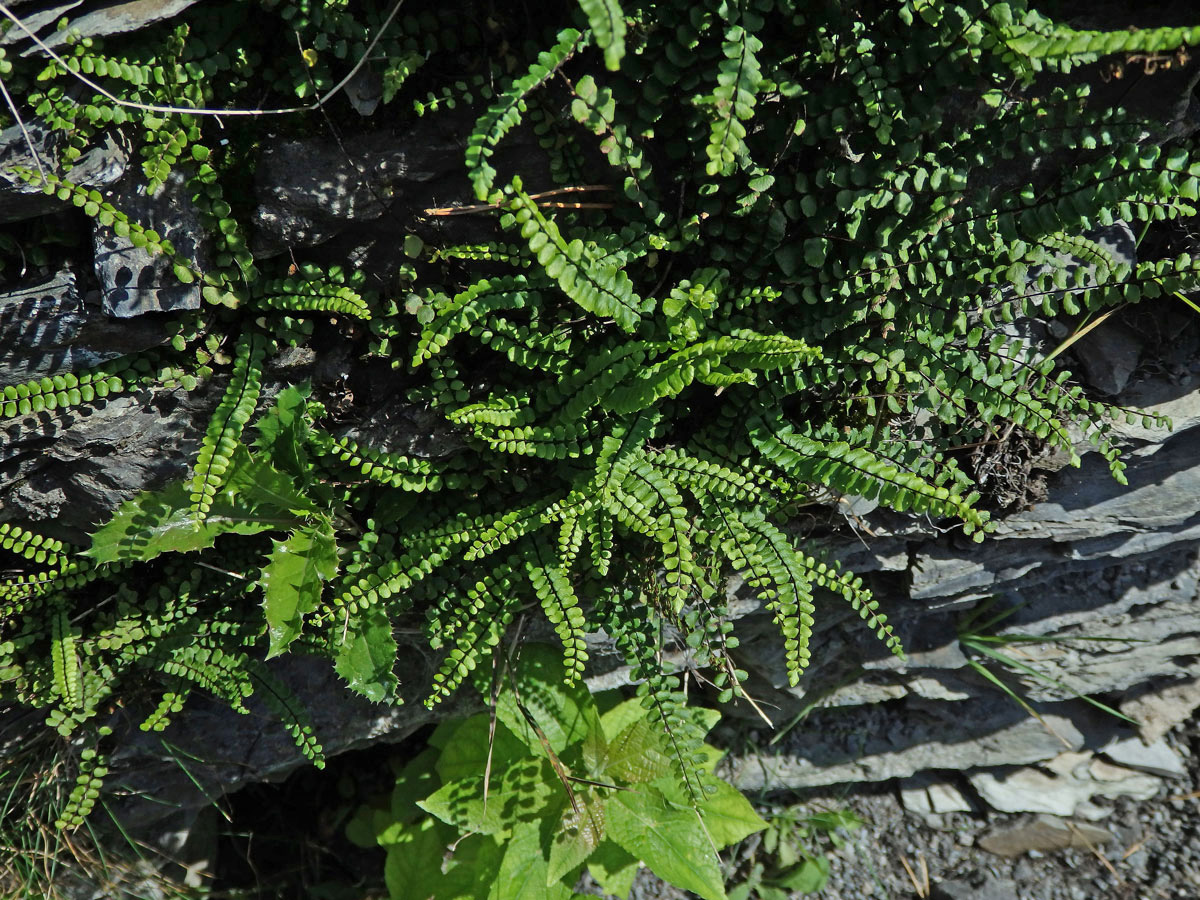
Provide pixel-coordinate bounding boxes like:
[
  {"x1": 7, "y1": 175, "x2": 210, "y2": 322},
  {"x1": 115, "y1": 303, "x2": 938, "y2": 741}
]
[
  {"x1": 466, "y1": 28, "x2": 585, "y2": 200},
  {"x1": 253, "y1": 276, "x2": 371, "y2": 319},
  {"x1": 526, "y1": 542, "x2": 588, "y2": 683},
  {"x1": 50, "y1": 605, "x2": 83, "y2": 710},
  {"x1": 246, "y1": 658, "x2": 326, "y2": 767},
  {"x1": 701, "y1": 25, "x2": 763, "y2": 177},
  {"x1": 190, "y1": 332, "x2": 266, "y2": 519},
  {"x1": 579, "y1": 0, "x2": 626, "y2": 70},
  {"x1": 413, "y1": 276, "x2": 542, "y2": 365},
  {"x1": 426, "y1": 560, "x2": 520, "y2": 706},
  {"x1": 509, "y1": 178, "x2": 650, "y2": 333}
]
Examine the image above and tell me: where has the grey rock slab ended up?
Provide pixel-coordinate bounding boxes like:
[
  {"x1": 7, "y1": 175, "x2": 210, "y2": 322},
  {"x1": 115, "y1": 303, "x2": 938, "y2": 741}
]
[
  {"x1": 899, "y1": 773, "x2": 974, "y2": 816},
  {"x1": 0, "y1": 268, "x2": 170, "y2": 384},
  {"x1": 94, "y1": 170, "x2": 207, "y2": 316},
  {"x1": 968, "y1": 758, "x2": 1160, "y2": 818},
  {"x1": 977, "y1": 815, "x2": 1114, "y2": 857},
  {"x1": 252, "y1": 127, "x2": 454, "y2": 255},
  {"x1": 725, "y1": 695, "x2": 1118, "y2": 792},
  {"x1": 1073, "y1": 322, "x2": 1142, "y2": 395},
  {"x1": 1121, "y1": 676, "x2": 1200, "y2": 743},
  {"x1": 105, "y1": 648, "x2": 476, "y2": 837},
  {"x1": 1, "y1": 0, "x2": 199, "y2": 50},
  {"x1": 0, "y1": 383, "x2": 212, "y2": 541},
  {"x1": 911, "y1": 425, "x2": 1200, "y2": 602},
  {"x1": 0, "y1": 120, "x2": 128, "y2": 224},
  {"x1": 931, "y1": 876, "x2": 1019, "y2": 900},
  {"x1": 1100, "y1": 736, "x2": 1188, "y2": 779}
]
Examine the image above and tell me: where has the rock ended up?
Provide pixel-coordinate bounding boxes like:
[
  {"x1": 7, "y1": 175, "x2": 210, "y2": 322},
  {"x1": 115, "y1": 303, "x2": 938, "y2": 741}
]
[
  {"x1": 899, "y1": 773, "x2": 974, "y2": 817},
  {"x1": 93, "y1": 170, "x2": 208, "y2": 316},
  {"x1": 1101, "y1": 736, "x2": 1188, "y2": 779},
  {"x1": 0, "y1": 0, "x2": 200, "y2": 51},
  {"x1": 0, "y1": 384, "x2": 212, "y2": 541},
  {"x1": 1121, "y1": 677, "x2": 1200, "y2": 743},
  {"x1": 252, "y1": 127, "x2": 454, "y2": 255},
  {"x1": 968, "y1": 753, "x2": 1160, "y2": 818},
  {"x1": 0, "y1": 119, "x2": 128, "y2": 224},
  {"x1": 977, "y1": 815, "x2": 1114, "y2": 857},
  {"x1": 931, "y1": 876, "x2": 1019, "y2": 900},
  {"x1": 0, "y1": 268, "x2": 170, "y2": 383},
  {"x1": 1073, "y1": 322, "x2": 1143, "y2": 396},
  {"x1": 726, "y1": 695, "x2": 1111, "y2": 791}
]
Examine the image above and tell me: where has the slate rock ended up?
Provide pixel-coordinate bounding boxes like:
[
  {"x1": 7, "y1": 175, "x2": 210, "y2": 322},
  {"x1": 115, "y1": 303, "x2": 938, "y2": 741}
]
[
  {"x1": 0, "y1": 383, "x2": 212, "y2": 541},
  {"x1": 1121, "y1": 676, "x2": 1200, "y2": 743},
  {"x1": 0, "y1": 119, "x2": 128, "y2": 224},
  {"x1": 0, "y1": 0, "x2": 199, "y2": 50},
  {"x1": 726, "y1": 694, "x2": 1118, "y2": 791},
  {"x1": 0, "y1": 267, "x2": 169, "y2": 383},
  {"x1": 1074, "y1": 322, "x2": 1143, "y2": 395},
  {"x1": 931, "y1": 876, "x2": 1019, "y2": 900},
  {"x1": 898, "y1": 773, "x2": 974, "y2": 817},
  {"x1": 1101, "y1": 736, "x2": 1188, "y2": 779},
  {"x1": 977, "y1": 815, "x2": 1114, "y2": 857},
  {"x1": 968, "y1": 755, "x2": 1160, "y2": 818},
  {"x1": 252, "y1": 128, "x2": 452, "y2": 255},
  {"x1": 93, "y1": 170, "x2": 207, "y2": 316}
]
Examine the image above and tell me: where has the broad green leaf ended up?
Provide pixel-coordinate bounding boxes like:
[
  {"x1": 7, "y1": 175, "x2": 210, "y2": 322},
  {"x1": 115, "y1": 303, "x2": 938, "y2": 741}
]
[
  {"x1": 333, "y1": 606, "x2": 399, "y2": 702},
  {"x1": 656, "y1": 777, "x2": 766, "y2": 850},
  {"x1": 84, "y1": 480, "x2": 290, "y2": 564},
  {"x1": 382, "y1": 817, "x2": 454, "y2": 900},
  {"x1": 419, "y1": 757, "x2": 557, "y2": 837},
  {"x1": 608, "y1": 787, "x2": 726, "y2": 900},
  {"x1": 773, "y1": 856, "x2": 830, "y2": 893},
  {"x1": 262, "y1": 519, "x2": 338, "y2": 657},
  {"x1": 435, "y1": 715, "x2": 529, "y2": 783},
  {"x1": 547, "y1": 788, "x2": 606, "y2": 884},
  {"x1": 224, "y1": 444, "x2": 318, "y2": 514},
  {"x1": 598, "y1": 697, "x2": 649, "y2": 741},
  {"x1": 490, "y1": 820, "x2": 573, "y2": 900},
  {"x1": 587, "y1": 841, "x2": 640, "y2": 900},
  {"x1": 254, "y1": 381, "x2": 312, "y2": 479},
  {"x1": 495, "y1": 644, "x2": 597, "y2": 754},
  {"x1": 391, "y1": 748, "x2": 440, "y2": 824},
  {"x1": 604, "y1": 717, "x2": 673, "y2": 783},
  {"x1": 436, "y1": 833, "x2": 507, "y2": 900}
]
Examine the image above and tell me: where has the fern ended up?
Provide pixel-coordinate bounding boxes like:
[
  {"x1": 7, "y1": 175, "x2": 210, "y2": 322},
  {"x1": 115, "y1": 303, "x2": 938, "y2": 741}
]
[
  {"x1": 465, "y1": 28, "x2": 585, "y2": 200},
  {"x1": 578, "y1": 0, "x2": 627, "y2": 71},
  {"x1": 508, "y1": 177, "x2": 650, "y2": 332},
  {"x1": 189, "y1": 332, "x2": 267, "y2": 519}
]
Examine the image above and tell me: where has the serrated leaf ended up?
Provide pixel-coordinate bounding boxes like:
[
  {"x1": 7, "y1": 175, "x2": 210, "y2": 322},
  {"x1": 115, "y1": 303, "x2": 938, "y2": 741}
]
[
  {"x1": 84, "y1": 480, "x2": 291, "y2": 564},
  {"x1": 495, "y1": 644, "x2": 597, "y2": 754},
  {"x1": 254, "y1": 382, "x2": 313, "y2": 479},
  {"x1": 224, "y1": 444, "x2": 318, "y2": 515},
  {"x1": 547, "y1": 788, "x2": 606, "y2": 884},
  {"x1": 263, "y1": 520, "x2": 338, "y2": 657},
  {"x1": 608, "y1": 786, "x2": 726, "y2": 900},
  {"x1": 418, "y1": 757, "x2": 557, "y2": 837},
  {"x1": 604, "y1": 717, "x2": 673, "y2": 783},
  {"x1": 598, "y1": 696, "x2": 649, "y2": 741},
  {"x1": 435, "y1": 714, "x2": 528, "y2": 782},
  {"x1": 333, "y1": 606, "x2": 398, "y2": 702},
  {"x1": 587, "y1": 840, "x2": 640, "y2": 900},
  {"x1": 491, "y1": 820, "x2": 573, "y2": 900},
  {"x1": 656, "y1": 776, "x2": 766, "y2": 850}
]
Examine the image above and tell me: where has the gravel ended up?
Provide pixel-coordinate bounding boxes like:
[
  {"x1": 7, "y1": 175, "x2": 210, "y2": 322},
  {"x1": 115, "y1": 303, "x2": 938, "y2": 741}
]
[{"x1": 778, "y1": 717, "x2": 1200, "y2": 900}]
